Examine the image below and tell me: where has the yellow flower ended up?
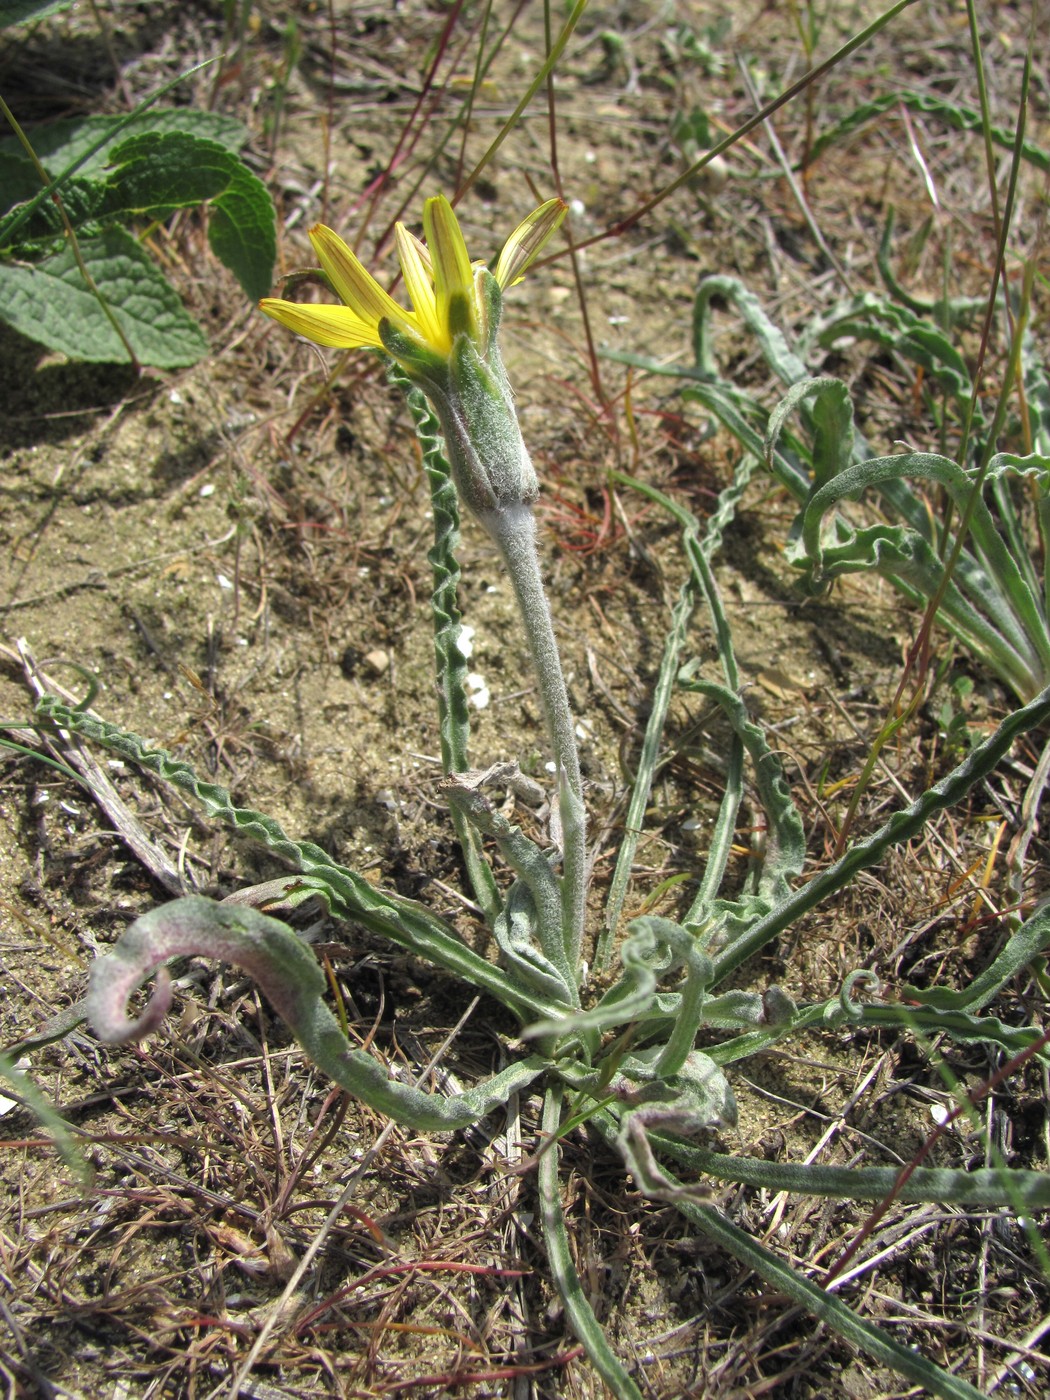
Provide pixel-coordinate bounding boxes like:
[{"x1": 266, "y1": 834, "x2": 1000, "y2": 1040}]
[{"x1": 259, "y1": 195, "x2": 566, "y2": 361}]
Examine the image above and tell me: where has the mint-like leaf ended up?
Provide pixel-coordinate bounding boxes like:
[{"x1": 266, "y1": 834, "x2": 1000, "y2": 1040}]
[{"x1": 0, "y1": 226, "x2": 208, "y2": 366}]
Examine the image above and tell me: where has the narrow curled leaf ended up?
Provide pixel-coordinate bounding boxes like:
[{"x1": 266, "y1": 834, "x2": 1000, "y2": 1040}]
[
  {"x1": 764, "y1": 375, "x2": 854, "y2": 490},
  {"x1": 902, "y1": 900, "x2": 1050, "y2": 1013},
  {"x1": 787, "y1": 446, "x2": 1050, "y2": 700},
  {"x1": 36, "y1": 696, "x2": 553, "y2": 1022},
  {"x1": 0, "y1": 1052, "x2": 90, "y2": 1185},
  {"x1": 87, "y1": 895, "x2": 548, "y2": 1133},
  {"x1": 611, "y1": 1048, "x2": 736, "y2": 1203},
  {"x1": 806, "y1": 88, "x2": 1049, "y2": 175},
  {"x1": 442, "y1": 763, "x2": 575, "y2": 1004},
  {"x1": 676, "y1": 672, "x2": 805, "y2": 945}
]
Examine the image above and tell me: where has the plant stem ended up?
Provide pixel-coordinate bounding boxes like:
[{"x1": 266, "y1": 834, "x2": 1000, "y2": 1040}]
[{"x1": 485, "y1": 503, "x2": 586, "y2": 975}]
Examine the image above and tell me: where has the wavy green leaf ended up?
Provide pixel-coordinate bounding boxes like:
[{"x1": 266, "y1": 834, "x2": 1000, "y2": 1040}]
[
  {"x1": 88, "y1": 895, "x2": 549, "y2": 1132},
  {"x1": 35, "y1": 696, "x2": 557, "y2": 1022},
  {"x1": 808, "y1": 88, "x2": 1049, "y2": 174}
]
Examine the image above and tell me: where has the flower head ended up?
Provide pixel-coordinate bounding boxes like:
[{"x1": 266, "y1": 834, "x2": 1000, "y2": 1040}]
[
  {"x1": 260, "y1": 195, "x2": 567, "y2": 527},
  {"x1": 259, "y1": 195, "x2": 566, "y2": 365}
]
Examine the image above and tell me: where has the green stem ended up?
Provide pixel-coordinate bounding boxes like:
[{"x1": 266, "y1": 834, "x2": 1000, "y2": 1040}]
[
  {"x1": 396, "y1": 372, "x2": 502, "y2": 922},
  {"x1": 486, "y1": 504, "x2": 586, "y2": 976}
]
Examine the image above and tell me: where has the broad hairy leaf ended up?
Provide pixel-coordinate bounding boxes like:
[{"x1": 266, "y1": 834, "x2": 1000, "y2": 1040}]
[
  {"x1": 0, "y1": 128, "x2": 276, "y2": 303},
  {"x1": 0, "y1": 0, "x2": 71, "y2": 24},
  {"x1": 0, "y1": 227, "x2": 208, "y2": 366},
  {"x1": 0, "y1": 110, "x2": 248, "y2": 178},
  {"x1": 103, "y1": 131, "x2": 276, "y2": 299}
]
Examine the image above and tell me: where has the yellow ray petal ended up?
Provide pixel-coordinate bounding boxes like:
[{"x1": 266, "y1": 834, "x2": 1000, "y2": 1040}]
[
  {"x1": 493, "y1": 198, "x2": 568, "y2": 289},
  {"x1": 395, "y1": 222, "x2": 444, "y2": 352},
  {"x1": 258, "y1": 299, "x2": 381, "y2": 349},
  {"x1": 401, "y1": 226, "x2": 433, "y2": 279},
  {"x1": 423, "y1": 196, "x2": 475, "y2": 336},
  {"x1": 308, "y1": 225, "x2": 405, "y2": 329}
]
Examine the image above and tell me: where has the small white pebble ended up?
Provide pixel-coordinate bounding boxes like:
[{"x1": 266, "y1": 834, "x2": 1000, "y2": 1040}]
[
  {"x1": 466, "y1": 672, "x2": 490, "y2": 710},
  {"x1": 199, "y1": 482, "x2": 216, "y2": 498},
  {"x1": 0, "y1": 1058, "x2": 31, "y2": 1116}
]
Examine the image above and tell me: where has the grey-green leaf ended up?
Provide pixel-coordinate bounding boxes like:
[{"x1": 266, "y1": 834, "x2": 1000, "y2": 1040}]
[{"x1": 88, "y1": 894, "x2": 549, "y2": 1134}]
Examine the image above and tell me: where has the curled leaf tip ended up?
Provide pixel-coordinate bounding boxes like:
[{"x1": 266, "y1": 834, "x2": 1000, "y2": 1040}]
[{"x1": 87, "y1": 962, "x2": 173, "y2": 1044}]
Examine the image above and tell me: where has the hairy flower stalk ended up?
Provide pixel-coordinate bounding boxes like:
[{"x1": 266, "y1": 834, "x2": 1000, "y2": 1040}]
[
  {"x1": 260, "y1": 196, "x2": 586, "y2": 971},
  {"x1": 484, "y1": 502, "x2": 587, "y2": 971}
]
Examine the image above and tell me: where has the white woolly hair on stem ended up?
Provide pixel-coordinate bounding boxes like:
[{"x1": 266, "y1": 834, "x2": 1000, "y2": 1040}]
[{"x1": 480, "y1": 501, "x2": 587, "y2": 974}]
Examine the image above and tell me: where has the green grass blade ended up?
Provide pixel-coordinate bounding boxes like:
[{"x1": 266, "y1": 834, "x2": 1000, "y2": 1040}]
[{"x1": 0, "y1": 1052, "x2": 90, "y2": 1186}]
